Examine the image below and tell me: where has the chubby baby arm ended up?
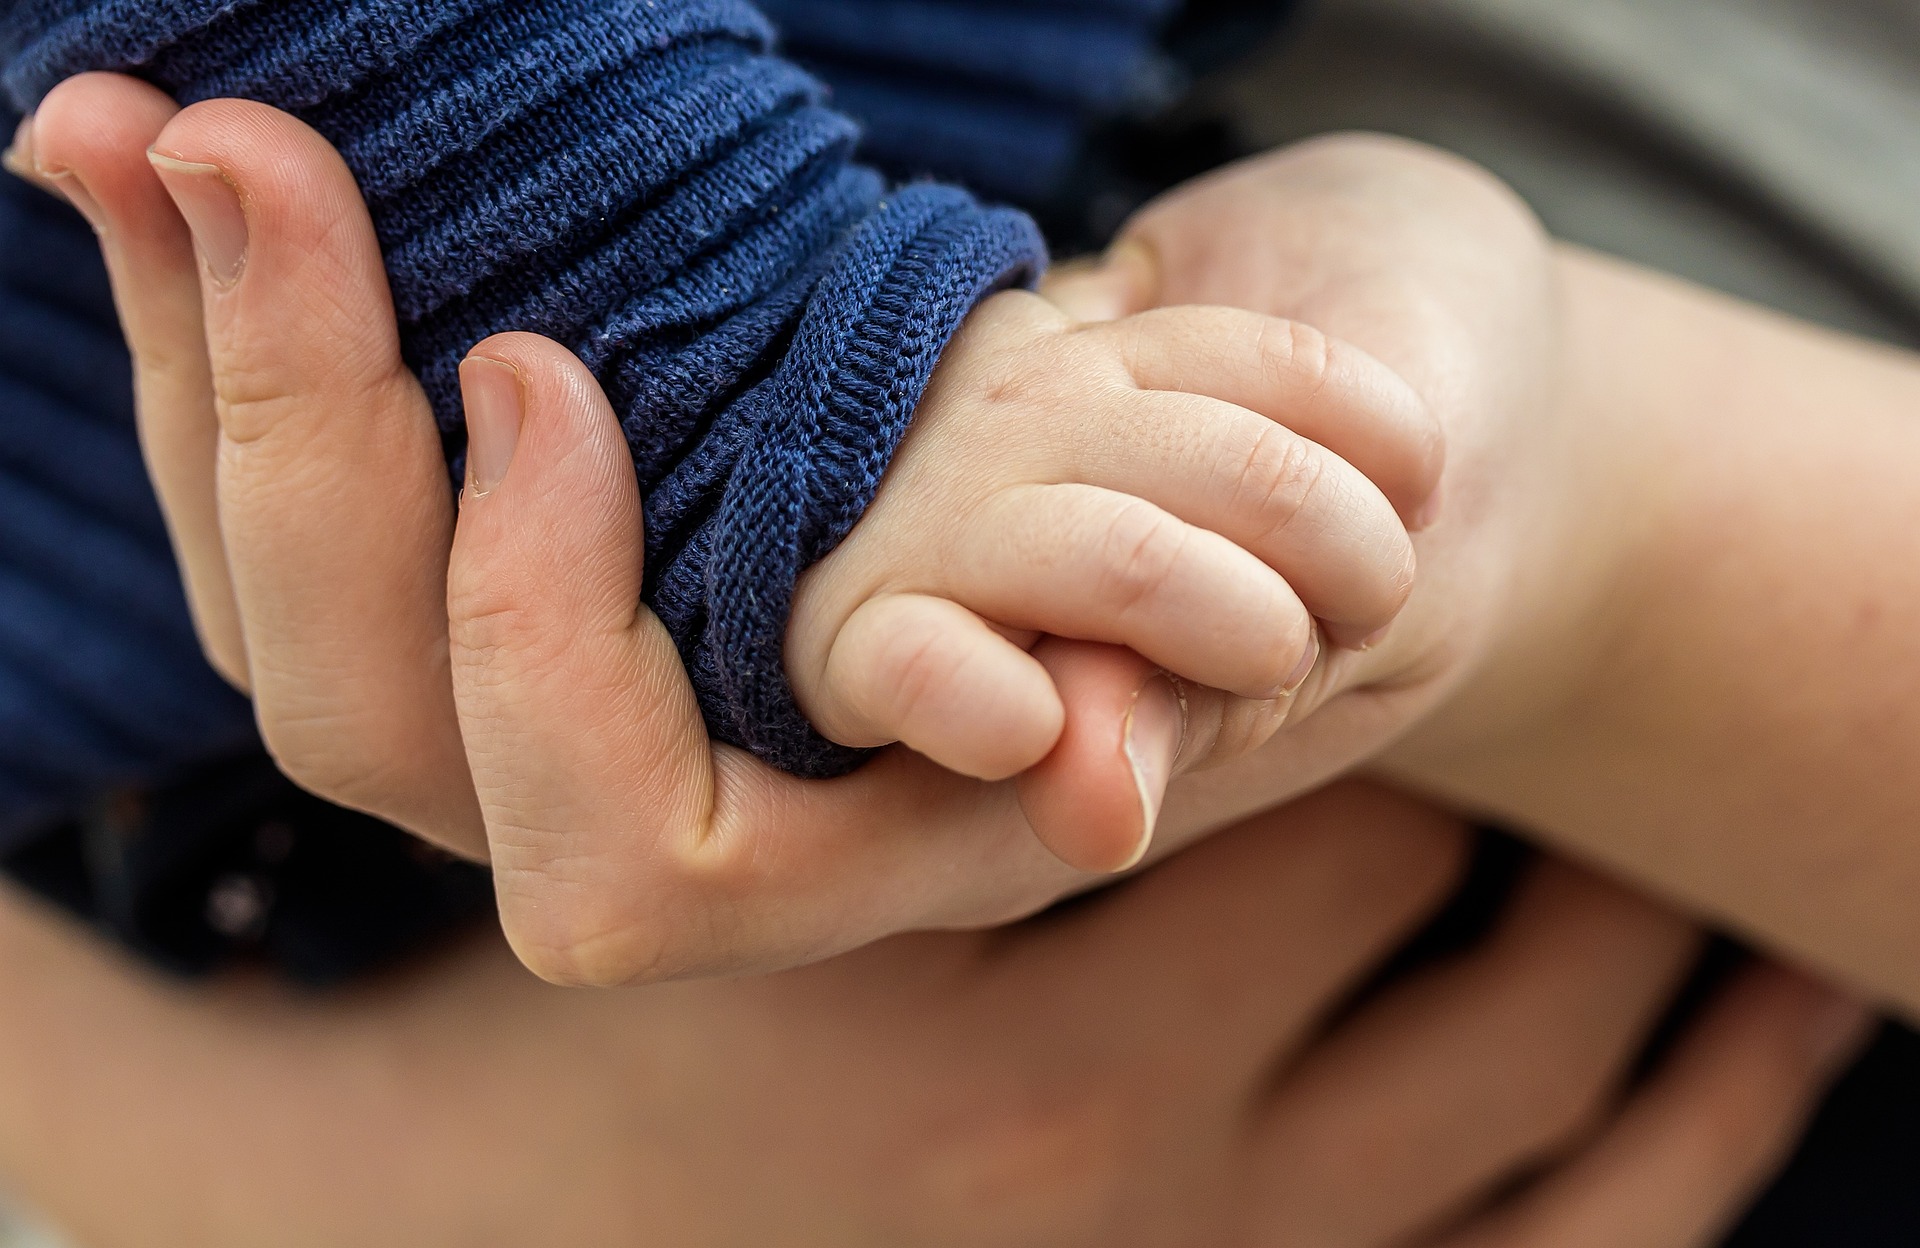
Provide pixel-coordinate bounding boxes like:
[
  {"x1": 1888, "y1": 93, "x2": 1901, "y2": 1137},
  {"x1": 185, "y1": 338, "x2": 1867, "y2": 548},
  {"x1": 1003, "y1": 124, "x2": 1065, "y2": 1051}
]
[{"x1": 785, "y1": 289, "x2": 1443, "y2": 867}]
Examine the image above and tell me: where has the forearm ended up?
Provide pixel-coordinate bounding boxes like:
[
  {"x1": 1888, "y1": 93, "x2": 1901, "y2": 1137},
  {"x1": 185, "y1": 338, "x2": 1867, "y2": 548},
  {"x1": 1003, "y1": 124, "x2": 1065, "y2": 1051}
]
[{"x1": 1391, "y1": 247, "x2": 1920, "y2": 1014}]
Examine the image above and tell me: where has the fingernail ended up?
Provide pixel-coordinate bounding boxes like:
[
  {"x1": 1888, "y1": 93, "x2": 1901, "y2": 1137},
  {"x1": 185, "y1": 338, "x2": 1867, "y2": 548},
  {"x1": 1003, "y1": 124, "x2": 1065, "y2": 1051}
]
[
  {"x1": 2, "y1": 114, "x2": 34, "y2": 181},
  {"x1": 5, "y1": 116, "x2": 106, "y2": 233},
  {"x1": 460, "y1": 355, "x2": 523, "y2": 497},
  {"x1": 45, "y1": 169, "x2": 107, "y2": 234},
  {"x1": 148, "y1": 151, "x2": 249, "y2": 288},
  {"x1": 1105, "y1": 236, "x2": 1157, "y2": 283},
  {"x1": 1284, "y1": 629, "x2": 1322, "y2": 695},
  {"x1": 1121, "y1": 672, "x2": 1185, "y2": 870}
]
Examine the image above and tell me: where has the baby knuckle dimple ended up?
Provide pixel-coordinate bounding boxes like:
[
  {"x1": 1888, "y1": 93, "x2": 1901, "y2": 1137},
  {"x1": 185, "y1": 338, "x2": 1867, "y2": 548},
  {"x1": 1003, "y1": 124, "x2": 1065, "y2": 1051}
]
[
  {"x1": 209, "y1": 359, "x2": 313, "y2": 447},
  {"x1": 1093, "y1": 499, "x2": 1189, "y2": 616},
  {"x1": 869, "y1": 621, "x2": 967, "y2": 735},
  {"x1": 1265, "y1": 318, "x2": 1334, "y2": 399},
  {"x1": 1230, "y1": 424, "x2": 1327, "y2": 543}
]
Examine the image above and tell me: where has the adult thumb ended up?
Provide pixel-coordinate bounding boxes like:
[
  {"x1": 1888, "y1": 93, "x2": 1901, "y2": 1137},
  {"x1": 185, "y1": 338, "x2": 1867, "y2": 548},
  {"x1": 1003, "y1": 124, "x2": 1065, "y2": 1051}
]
[{"x1": 1039, "y1": 238, "x2": 1161, "y2": 323}]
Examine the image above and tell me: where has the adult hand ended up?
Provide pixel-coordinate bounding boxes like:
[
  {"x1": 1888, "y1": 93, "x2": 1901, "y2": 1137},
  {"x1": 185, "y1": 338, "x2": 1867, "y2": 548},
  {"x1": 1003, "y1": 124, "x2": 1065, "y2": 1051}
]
[
  {"x1": 23, "y1": 76, "x2": 1585, "y2": 985},
  {"x1": 0, "y1": 786, "x2": 1869, "y2": 1247},
  {"x1": 22, "y1": 74, "x2": 1220, "y2": 984},
  {"x1": 1044, "y1": 134, "x2": 1590, "y2": 849},
  {"x1": 1053, "y1": 140, "x2": 1920, "y2": 1021}
]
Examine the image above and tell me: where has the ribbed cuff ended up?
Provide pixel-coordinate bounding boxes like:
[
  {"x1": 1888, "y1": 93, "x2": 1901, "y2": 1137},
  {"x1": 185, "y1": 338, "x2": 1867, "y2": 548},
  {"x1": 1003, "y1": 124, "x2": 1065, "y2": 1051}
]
[{"x1": 702, "y1": 184, "x2": 1045, "y2": 775}]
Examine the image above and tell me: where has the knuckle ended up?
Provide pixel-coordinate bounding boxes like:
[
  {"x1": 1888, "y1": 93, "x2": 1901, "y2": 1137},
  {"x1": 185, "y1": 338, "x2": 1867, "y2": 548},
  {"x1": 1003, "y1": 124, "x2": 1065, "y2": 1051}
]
[
  {"x1": 869, "y1": 619, "x2": 966, "y2": 735},
  {"x1": 1679, "y1": 1094, "x2": 1774, "y2": 1175},
  {"x1": 502, "y1": 898, "x2": 673, "y2": 988},
  {"x1": 1682, "y1": 1078, "x2": 1799, "y2": 1175},
  {"x1": 1231, "y1": 423, "x2": 1327, "y2": 544},
  {"x1": 1366, "y1": 531, "x2": 1419, "y2": 623},
  {"x1": 945, "y1": 294, "x2": 1076, "y2": 411},
  {"x1": 1266, "y1": 318, "x2": 1333, "y2": 401},
  {"x1": 1094, "y1": 499, "x2": 1187, "y2": 617},
  {"x1": 128, "y1": 338, "x2": 212, "y2": 402},
  {"x1": 257, "y1": 705, "x2": 417, "y2": 819},
  {"x1": 1390, "y1": 538, "x2": 1418, "y2": 606},
  {"x1": 491, "y1": 836, "x2": 707, "y2": 989},
  {"x1": 211, "y1": 371, "x2": 306, "y2": 447},
  {"x1": 448, "y1": 567, "x2": 583, "y2": 688},
  {"x1": 210, "y1": 351, "x2": 416, "y2": 448},
  {"x1": 448, "y1": 580, "x2": 537, "y2": 666}
]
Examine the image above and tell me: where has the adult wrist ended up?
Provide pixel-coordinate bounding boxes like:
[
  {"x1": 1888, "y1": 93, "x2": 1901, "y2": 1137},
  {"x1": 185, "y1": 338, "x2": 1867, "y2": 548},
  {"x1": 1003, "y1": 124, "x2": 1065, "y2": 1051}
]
[{"x1": 1380, "y1": 247, "x2": 1674, "y2": 804}]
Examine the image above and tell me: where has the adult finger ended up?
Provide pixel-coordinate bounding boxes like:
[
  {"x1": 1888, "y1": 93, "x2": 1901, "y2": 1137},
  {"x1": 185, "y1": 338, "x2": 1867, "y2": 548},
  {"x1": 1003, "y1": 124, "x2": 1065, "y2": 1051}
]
[
  {"x1": 447, "y1": 334, "x2": 1100, "y2": 984},
  {"x1": 1010, "y1": 782, "x2": 1470, "y2": 1079},
  {"x1": 1015, "y1": 643, "x2": 1179, "y2": 872},
  {"x1": 28, "y1": 73, "x2": 245, "y2": 683},
  {"x1": 1431, "y1": 963, "x2": 1871, "y2": 1248},
  {"x1": 144, "y1": 99, "x2": 482, "y2": 855},
  {"x1": 1040, "y1": 239, "x2": 1161, "y2": 324},
  {"x1": 1240, "y1": 859, "x2": 1702, "y2": 1248}
]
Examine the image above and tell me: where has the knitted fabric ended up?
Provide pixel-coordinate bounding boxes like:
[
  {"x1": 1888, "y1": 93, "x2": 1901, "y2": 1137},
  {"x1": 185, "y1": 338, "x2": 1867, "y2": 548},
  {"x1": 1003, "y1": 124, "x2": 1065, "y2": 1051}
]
[
  {"x1": 759, "y1": 0, "x2": 1186, "y2": 202},
  {"x1": 0, "y1": 0, "x2": 1048, "y2": 778}
]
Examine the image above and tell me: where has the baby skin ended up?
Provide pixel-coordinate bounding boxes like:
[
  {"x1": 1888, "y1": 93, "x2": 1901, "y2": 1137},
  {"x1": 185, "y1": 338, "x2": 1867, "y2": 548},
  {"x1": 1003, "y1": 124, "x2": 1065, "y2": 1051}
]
[
  {"x1": 460, "y1": 287, "x2": 1440, "y2": 873},
  {"x1": 689, "y1": 292, "x2": 1436, "y2": 872}
]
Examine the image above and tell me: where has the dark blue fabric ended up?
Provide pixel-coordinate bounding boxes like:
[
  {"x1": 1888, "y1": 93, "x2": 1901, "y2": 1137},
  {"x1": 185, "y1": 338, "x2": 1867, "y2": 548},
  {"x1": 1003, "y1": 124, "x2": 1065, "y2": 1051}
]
[
  {"x1": 0, "y1": 0, "x2": 1051, "y2": 780},
  {"x1": 761, "y1": 0, "x2": 1185, "y2": 201}
]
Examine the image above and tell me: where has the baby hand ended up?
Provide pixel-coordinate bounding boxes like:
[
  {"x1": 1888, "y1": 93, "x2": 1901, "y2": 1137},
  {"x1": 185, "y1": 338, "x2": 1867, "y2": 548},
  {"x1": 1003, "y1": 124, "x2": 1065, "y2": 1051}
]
[{"x1": 786, "y1": 289, "x2": 1442, "y2": 867}]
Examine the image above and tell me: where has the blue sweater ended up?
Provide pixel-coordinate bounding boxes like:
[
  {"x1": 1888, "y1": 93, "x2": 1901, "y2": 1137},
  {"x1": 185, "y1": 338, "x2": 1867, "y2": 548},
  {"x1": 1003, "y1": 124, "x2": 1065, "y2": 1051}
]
[
  {"x1": 0, "y1": 0, "x2": 1186, "y2": 843},
  {"x1": 761, "y1": 0, "x2": 1183, "y2": 202}
]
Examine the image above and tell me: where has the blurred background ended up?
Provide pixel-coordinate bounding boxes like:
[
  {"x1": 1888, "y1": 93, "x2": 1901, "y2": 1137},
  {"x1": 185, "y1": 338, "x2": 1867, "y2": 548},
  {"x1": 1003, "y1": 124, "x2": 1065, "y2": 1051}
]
[{"x1": 0, "y1": 1200, "x2": 61, "y2": 1248}]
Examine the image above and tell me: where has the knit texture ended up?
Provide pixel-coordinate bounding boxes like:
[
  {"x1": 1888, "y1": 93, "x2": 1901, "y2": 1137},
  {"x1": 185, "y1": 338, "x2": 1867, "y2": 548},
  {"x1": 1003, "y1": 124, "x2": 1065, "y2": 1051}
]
[
  {"x1": 1, "y1": 0, "x2": 1047, "y2": 777},
  {"x1": 759, "y1": 0, "x2": 1186, "y2": 202}
]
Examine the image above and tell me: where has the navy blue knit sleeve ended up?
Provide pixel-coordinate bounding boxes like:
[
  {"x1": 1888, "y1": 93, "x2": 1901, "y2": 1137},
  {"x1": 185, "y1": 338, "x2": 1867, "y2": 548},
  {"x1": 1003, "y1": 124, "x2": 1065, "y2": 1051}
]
[
  {"x1": 759, "y1": 0, "x2": 1184, "y2": 202},
  {"x1": 0, "y1": 0, "x2": 1048, "y2": 778}
]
